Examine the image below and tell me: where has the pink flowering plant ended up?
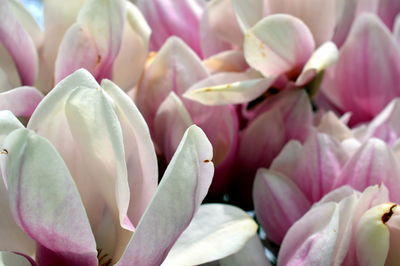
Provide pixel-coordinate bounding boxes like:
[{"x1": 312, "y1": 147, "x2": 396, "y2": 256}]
[{"x1": 1, "y1": 0, "x2": 400, "y2": 265}]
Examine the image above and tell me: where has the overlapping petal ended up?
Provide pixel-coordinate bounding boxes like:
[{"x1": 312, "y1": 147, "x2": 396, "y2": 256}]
[
  {"x1": 323, "y1": 14, "x2": 400, "y2": 124},
  {"x1": 0, "y1": 0, "x2": 38, "y2": 86},
  {"x1": 0, "y1": 87, "x2": 43, "y2": 118},
  {"x1": 244, "y1": 14, "x2": 315, "y2": 79},
  {"x1": 162, "y1": 204, "x2": 258, "y2": 266},
  {"x1": 55, "y1": 0, "x2": 126, "y2": 83},
  {"x1": 1, "y1": 128, "x2": 98, "y2": 266},
  {"x1": 116, "y1": 125, "x2": 214, "y2": 265}
]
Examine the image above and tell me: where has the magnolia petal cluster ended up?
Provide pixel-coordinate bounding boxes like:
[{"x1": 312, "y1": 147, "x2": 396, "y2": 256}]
[
  {"x1": 1, "y1": 0, "x2": 400, "y2": 265},
  {"x1": 279, "y1": 185, "x2": 400, "y2": 266},
  {"x1": 0, "y1": 70, "x2": 258, "y2": 265}
]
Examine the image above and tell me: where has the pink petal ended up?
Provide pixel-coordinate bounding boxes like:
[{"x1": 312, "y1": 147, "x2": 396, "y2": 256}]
[
  {"x1": 289, "y1": 133, "x2": 347, "y2": 202},
  {"x1": 101, "y1": 79, "x2": 158, "y2": 227},
  {"x1": 278, "y1": 202, "x2": 341, "y2": 266},
  {"x1": 138, "y1": 0, "x2": 205, "y2": 56},
  {"x1": 245, "y1": 90, "x2": 313, "y2": 142},
  {"x1": 1, "y1": 129, "x2": 97, "y2": 266},
  {"x1": 54, "y1": 24, "x2": 100, "y2": 84},
  {"x1": 354, "y1": 0, "x2": 379, "y2": 14},
  {"x1": 238, "y1": 109, "x2": 286, "y2": 170},
  {"x1": 203, "y1": 50, "x2": 248, "y2": 74},
  {"x1": 253, "y1": 169, "x2": 311, "y2": 244},
  {"x1": 268, "y1": 0, "x2": 337, "y2": 45},
  {"x1": 8, "y1": 0, "x2": 42, "y2": 49},
  {"x1": 377, "y1": 0, "x2": 400, "y2": 30},
  {"x1": 280, "y1": 185, "x2": 390, "y2": 265},
  {"x1": 362, "y1": 99, "x2": 400, "y2": 145},
  {"x1": 270, "y1": 140, "x2": 303, "y2": 179},
  {"x1": 200, "y1": 0, "x2": 242, "y2": 57},
  {"x1": 0, "y1": 87, "x2": 43, "y2": 118},
  {"x1": 154, "y1": 92, "x2": 193, "y2": 162},
  {"x1": 64, "y1": 85, "x2": 131, "y2": 225},
  {"x1": 244, "y1": 14, "x2": 315, "y2": 79},
  {"x1": 323, "y1": 14, "x2": 400, "y2": 124},
  {"x1": 231, "y1": 108, "x2": 285, "y2": 206},
  {"x1": 116, "y1": 126, "x2": 214, "y2": 266},
  {"x1": 0, "y1": 117, "x2": 34, "y2": 255},
  {"x1": 232, "y1": 0, "x2": 264, "y2": 31},
  {"x1": 186, "y1": 103, "x2": 238, "y2": 196},
  {"x1": 394, "y1": 14, "x2": 400, "y2": 42},
  {"x1": 317, "y1": 111, "x2": 353, "y2": 141},
  {"x1": 336, "y1": 139, "x2": 400, "y2": 203},
  {"x1": 199, "y1": 0, "x2": 233, "y2": 58},
  {"x1": 331, "y1": 0, "x2": 358, "y2": 47},
  {"x1": 281, "y1": 90, "x2": 313, "y2": 141},
  {"x1": 0, "y1": 0, "x2": 38, "y2": 85},
  {"x1": 55, "y1": 0, "x2": 126, "y2": 83},
  {"x1": 40, "y1": 0, "x2": 85, "y2": 92},
  {"x1": 135, "y1": 37, "x2": 208, "y2": 130},
  {"x1": 28, "y1": 70, "x2": 142, "y2": 261},
  {"x1": 112, "y1": 2, "x2": 151, "y2": 91},
  {"x1": 1, "y1": 0, "x2": 42, "y2": 88},
  {"x1": 342, "y1": 185, "x2": 390, "y2": 264}
]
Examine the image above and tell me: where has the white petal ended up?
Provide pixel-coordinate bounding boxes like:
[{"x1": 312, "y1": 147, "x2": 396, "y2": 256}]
[{"x1": 162, "y1": 204, "x2": 258, "y2": 266}]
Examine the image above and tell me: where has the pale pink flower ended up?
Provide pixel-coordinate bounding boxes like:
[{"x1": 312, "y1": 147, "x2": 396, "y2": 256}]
[{"x1": 0, "y1": 70, "x2": 258, "y2": 265}]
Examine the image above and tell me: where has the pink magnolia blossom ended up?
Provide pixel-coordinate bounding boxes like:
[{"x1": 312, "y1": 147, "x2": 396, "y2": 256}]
[
  {"x1": 317, "y1": 98, "x2": 400, "y2": 146},
  {"x1": 0, "y1": 0, "x2": 150, "y2": 93},
  {"x1": 253, "y1": 120, "x2": 400, "y2": 244},
  {"x1": 184, "y1": 14, "x2": 339, "y2": 107},
  {"x1": 0, "y1": 0, "x2": 40, "y2": 88},
  {"x1": 136, "y1": 0, "x2": 246, "y2": 59},
  {"x1": 0, "y1": 70, "x2": 258, "y2": 265},
  {"x1": 136, "y1": 0, "x2": 205, "y2": 57},
  {"x1": 279, "y1": 185, "x2": 400, "y2": 266},
  {"x1": 232, "y1": 0, "x2": 400, "y2": 46},
  {"x1": 133, "y1": 37, "x2": 239, "y2": 197},
  {"x1": 229, "y1": 89, "x2": 313, "y2": 207},
  {"x1": 322, "y1": 13, "x2": 400, "y2": 125},
  {"x1": 50, "y1": 0, "x2": 151, "y2": 92}
]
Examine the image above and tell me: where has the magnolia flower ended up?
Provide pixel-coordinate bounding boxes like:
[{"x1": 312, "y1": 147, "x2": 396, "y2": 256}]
[
  {"x1": 136, "y1": 0, "x2": 250, "y2": 59},
  {"x1": 229, "y1": 89, "x2": 312, "y2": 207},
  {"x1": 253, "y1": 128, "x2": 400, "y2": 244},
  {"x1": 184, "y1": 13, "x2": 338, "y2": 107},
  {"x1": 279, "y1": 185, "x2": 400, "y2": 266},
  {"x1": 0, "y1": 69, "x2": 258, "y2": 265},
  {"x1": 356, "y1": 99, "x2": 400, "y2": 146},
  {"x1": 317, "y1": 98, "x2": 400, "y2": 146},
  {"x1": 0, "y1": 0, "x2": 150, "y2": 93},
  {"x1": 134, "y1": 37, "x2": 239, "y2": 197},
  {"x1": 322, "y1": 13, "x2": 400, "y2": 125},
  {"x1": 232, "y1": 0, "x2": 400, "y2": 46},
  {"x1": 136, "y1": 0, "x2": 206, "y2": 57},
  {"x1": 0, "y1": 0, "x2": 39, "y2": 88}
]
